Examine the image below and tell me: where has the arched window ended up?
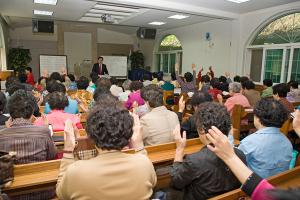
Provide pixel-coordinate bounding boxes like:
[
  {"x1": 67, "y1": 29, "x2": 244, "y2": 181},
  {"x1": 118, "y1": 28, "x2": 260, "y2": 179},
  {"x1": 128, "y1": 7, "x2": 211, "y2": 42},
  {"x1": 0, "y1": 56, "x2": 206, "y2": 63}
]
[
  {"x1": 249, "y1": 12, "x2": 300, "y2": 83},
  {"x1": 155, "y1": 34, "x2": 183, "y2": 74}
]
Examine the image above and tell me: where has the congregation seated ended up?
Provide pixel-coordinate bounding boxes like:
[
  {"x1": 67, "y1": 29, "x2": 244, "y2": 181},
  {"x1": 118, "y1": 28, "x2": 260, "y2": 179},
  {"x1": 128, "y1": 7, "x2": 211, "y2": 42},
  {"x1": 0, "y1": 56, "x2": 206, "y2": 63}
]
[
  {"x1": 161, "y1": 79, "x2": 175, "y2": 91},
  {"x1": 72, "y1": 76, "x2": 93, "y2": 107},
  {"x1": 218, "y1": 75, "x2": 229, "y2": 91},
  {"x1": 238, "y1": 98, "x2": 293, "y2": 178},
  {"x1": 272, "y1": 83, "x2": 294, "y2": 113},
  {"x1": 199, "y1": 74, "x2": 211, "y2": 93},
  {"x1": 171, "y1": 102, "x2": 246, "y2": 199},
  {"x1": 35, "y1": 76, "x2": 47, "y2": 92},
  {"x1": 118, "y1": 79, "x2": 131, "y2": 102},
  {"x1": 217, "y1": 82, "x2": 250, "y2": 113},
  {"x1": 56, "y1": 99, "x2": 156, "y2": 200},
  {"x1": 242, "y1": 80, "x2": 261, "y2": 107},
  {"x1": 175, "y1": 63, "x2": 196, "y2": 93},
  {"x1": 140, "y1": 85, "x2": 179, "y2": 146},
  {"x1": 208, "y1": 78, "x2": 222, "y2": 100},
  {"x1": 66, "y1": 74, "x2": 77, "y2": 91},
  {"x1": 44, "y1": 80, "x2": 79, "y2": 114},
  {"x1": 287, "y1": 80, "x2": 300, "y2": 102},
  {"x1": 261, "y1": 79, "x2": 273, "y2": 98},
  {"x1": 0, "y1": 89, "x2": 56, "y2": 164},
  {"x1": 125, "y1": 81, "x2": 144, "y2": 109},
  {"x1": 110, "y1": 77, "x2": 123, "y2": 97},
  {"x1": 170, "y1": 72, "x2": 180, "y2": 88},
  {"x1": 18, "y1": 71, "x2": 34, "y2": 91},
  {"x1": 177, "y1": 91, "x2": 212, "y2": 139},
  {"x1": 34, "y1": 92, "x2": 83, "y2": 131}
]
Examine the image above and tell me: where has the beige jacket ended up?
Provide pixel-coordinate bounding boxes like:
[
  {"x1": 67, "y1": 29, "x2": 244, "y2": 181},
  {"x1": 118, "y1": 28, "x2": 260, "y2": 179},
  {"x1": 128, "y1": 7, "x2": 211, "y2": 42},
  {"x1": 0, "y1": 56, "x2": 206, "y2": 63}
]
[
  {"x1": 141, "y1": 106, "x2": 179, "y2": 146},
  {"x1": 243, "y1": 89, "x2": 261, "y2": 107},
  {"x1": 56, "y1": 151, "x2": 156, "y2": 200}
]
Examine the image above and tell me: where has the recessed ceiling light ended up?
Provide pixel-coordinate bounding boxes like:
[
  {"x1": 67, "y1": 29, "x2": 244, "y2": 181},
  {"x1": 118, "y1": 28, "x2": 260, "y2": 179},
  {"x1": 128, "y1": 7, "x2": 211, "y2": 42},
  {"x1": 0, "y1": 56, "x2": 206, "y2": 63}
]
[
  {"x1": 148, "y1": 21, "x2": 165, "y2": 26},
  {"x1": 34, "y1": 10, "x2": 53, "y2": 16},
  {"x1": 34, "y1": 0, "x2": 58, "y2": 5},
  {"x1": 226, "y1": 0, "x2": 250, "y2": 3},
  {"x1": 168, "y1": 14, "x2": 189, "y2": 19}
]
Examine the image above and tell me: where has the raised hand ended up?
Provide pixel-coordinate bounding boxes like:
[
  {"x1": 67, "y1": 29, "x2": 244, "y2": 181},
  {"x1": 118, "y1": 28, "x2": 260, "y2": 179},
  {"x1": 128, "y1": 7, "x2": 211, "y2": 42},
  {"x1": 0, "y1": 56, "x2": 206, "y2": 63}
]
[
  {"x1": 64, "y1": 119, "x2": 77, "y2": 152},
  {"x1": 175, "y1": 63, "x2": 180, "y2": 72},
  {"x1": 178, "y1": 96, "x2": 186, "y2": 113},
  {"x1": 130, "y1": 112, "x2": 144, "y2": 150},
  {"x1": 173, "y1": 124, "x2": 186, "y2": 150},
  {"x1": 191, "y1": 63, "x2": 196, "y2": 71},
  {"x1": 293, "y1": 109, "x2": 300, "y2": 138}
]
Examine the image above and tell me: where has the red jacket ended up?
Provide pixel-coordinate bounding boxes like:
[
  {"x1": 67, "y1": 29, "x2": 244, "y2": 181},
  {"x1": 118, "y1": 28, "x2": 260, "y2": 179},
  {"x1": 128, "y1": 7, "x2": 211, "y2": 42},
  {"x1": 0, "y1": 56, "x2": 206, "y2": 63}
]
[{"x1": 26, "y1": 73, "x2": 35, "y2": 86}]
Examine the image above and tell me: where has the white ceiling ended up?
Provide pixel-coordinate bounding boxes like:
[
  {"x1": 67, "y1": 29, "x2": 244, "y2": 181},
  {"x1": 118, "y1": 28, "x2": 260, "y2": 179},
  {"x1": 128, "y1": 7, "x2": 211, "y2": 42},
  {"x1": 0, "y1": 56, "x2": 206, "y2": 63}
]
[{"x1": 0, "y1": 0, "x2": 298, "y2": 32}]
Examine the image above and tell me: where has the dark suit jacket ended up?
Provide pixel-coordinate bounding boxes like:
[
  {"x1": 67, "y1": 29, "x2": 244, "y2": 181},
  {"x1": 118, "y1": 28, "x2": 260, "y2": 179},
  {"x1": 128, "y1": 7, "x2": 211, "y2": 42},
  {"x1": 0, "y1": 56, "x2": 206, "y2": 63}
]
[{"x1": 92, "y1": 63, "x2": 109, "y2": 75}]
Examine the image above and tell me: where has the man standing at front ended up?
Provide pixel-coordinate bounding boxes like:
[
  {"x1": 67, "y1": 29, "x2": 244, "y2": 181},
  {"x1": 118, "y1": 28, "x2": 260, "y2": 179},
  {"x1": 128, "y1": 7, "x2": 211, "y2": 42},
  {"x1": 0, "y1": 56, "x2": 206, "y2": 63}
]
[{"x1": 92, "y1": 56, "x2": 109, "y2": 76}]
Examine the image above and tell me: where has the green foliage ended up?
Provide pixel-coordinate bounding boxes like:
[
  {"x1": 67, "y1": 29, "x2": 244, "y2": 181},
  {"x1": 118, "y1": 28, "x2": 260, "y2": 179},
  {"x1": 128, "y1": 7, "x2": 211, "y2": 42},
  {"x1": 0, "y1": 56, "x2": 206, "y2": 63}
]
[
  {"x1": 130, "y1": 50, "x2": 144, "y2": 68},
  {"x1": 7, "y1": 48, "x2": 32, "y2": 71}
]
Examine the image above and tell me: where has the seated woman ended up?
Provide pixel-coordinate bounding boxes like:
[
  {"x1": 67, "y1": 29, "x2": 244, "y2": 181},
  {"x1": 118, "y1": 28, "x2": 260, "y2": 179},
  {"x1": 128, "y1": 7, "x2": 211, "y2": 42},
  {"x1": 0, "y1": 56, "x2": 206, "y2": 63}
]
[
  {"x1": 242, "y1": 80, "x2": 261, "y2": 107},
  {"x1": 261, "y1": 79, "x2": 273, "y2": 98},
  {"x1": 35, "y1": 92, "x2": 82, "y2": 131},
  {"x1": 125, "y1": 81, "x2": 144, "y2": 110},
  {"x1": 110, "y1": 77, "x2": 123, "y2": 97},
  {"x1": 56, "y1": 100, "x2": 156, "y2": 200},
  {"x1": 140, "y1": 85, "x2": 179, "y2": 146},
  {"x1": 238, "y1": 98, "x2": 293, "y2": 178},
  {"x1": 208, "y1": 78, "x2": 222, "y2": 100},
  {"x1": 44, "y1": 80, "x2": 79, "y2": 114},
  {"x1": 177, "y1": 91, "x2": 212, "y2": 139},
  {"x1": 0, "y1": 90, "x2": 56, "y2": 164},
  {"x1": 175, "y1": 63, "x2": 197, "y2": 93},
  {"x1": 66, "y1": 74, "x2": 78, "y2": 91},
  {"x1": 118, "y1": 79, "x2": 132, "y2": 102},
  {"x1": 206, "y1": 114, "x2": 300, "y2": 200},
  {"x1": 171, "y1": 102, "x2": 246, "y2": 200},
  {"x1": 72, "y1": 76, "x2": 93, "y2": 107},
  {"x1": 273, "y1": 83, "x2": 294, "y2": 113},
  {"x1": 217, "y1": 82, "x2": 250, "y2": 113}
]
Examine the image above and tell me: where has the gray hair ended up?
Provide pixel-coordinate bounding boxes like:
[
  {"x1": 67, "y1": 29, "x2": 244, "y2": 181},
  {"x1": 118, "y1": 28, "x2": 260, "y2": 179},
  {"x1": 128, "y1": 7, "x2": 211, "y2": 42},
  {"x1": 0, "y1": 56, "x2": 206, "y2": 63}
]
[
  {"x1": 229, "y1": 82, "x2": 242, "y2": 93},
  {"x1": 122, "y1": 80, "x2": 132, "y2": 91}
]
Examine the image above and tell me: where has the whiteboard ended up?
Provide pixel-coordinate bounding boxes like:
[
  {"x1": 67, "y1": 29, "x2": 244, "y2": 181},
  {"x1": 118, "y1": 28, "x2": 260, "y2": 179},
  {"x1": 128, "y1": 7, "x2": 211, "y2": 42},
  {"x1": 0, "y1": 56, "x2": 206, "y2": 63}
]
[
  {"x1": 102, "y1": 56, "x2": 127, "y2": 77},
  {"x1": 39, "y1": 55, "x2": 67, "y2": 76}
]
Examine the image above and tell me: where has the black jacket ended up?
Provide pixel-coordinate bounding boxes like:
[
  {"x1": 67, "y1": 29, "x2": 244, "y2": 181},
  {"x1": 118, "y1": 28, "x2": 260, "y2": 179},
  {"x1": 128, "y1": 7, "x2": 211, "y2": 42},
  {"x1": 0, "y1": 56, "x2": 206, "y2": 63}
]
[
  {"x1": 170, "y1": 147, "x2": 246, "y2": 200},
  {"x1": 92, "y1": 63, "x2": 109, "y2": 75}
]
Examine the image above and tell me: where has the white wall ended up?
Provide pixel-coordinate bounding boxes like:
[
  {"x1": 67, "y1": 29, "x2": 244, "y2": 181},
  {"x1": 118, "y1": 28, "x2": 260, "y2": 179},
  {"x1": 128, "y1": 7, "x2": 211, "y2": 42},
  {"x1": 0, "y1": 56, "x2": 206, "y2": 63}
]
[
  {"x1": 97, "y1": 28, "x2": 135, "y2": 44},
  {"x1": 9, "y1": 25, "x2": 58, "y2": 41},
  {"x1": 154, "y1": 19, "x2": 236, "y2": 76},
  {"x1": 64, "y1": 32, "x2": 92, "y2": 73}
]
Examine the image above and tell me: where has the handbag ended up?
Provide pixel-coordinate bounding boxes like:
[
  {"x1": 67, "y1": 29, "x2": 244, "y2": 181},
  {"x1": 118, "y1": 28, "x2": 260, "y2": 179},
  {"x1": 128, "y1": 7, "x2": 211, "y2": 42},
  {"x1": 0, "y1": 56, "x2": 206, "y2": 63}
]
[
  {"x1": 0, "y1": 151, "x2": 16, "y2": 187},
  {"x1": 73, "y1": 137, "x2": 98, "y2": 160}
]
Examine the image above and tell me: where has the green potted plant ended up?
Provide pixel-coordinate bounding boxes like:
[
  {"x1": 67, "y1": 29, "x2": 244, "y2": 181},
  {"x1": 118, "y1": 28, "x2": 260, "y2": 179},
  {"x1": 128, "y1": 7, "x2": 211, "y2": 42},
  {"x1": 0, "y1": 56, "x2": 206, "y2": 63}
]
[
  {"x1": 130, "y1": 50, "x2": 144, "y2": 69},
  {"x1": 7, "y1": 48, "x2": 32, "y2": 71}
]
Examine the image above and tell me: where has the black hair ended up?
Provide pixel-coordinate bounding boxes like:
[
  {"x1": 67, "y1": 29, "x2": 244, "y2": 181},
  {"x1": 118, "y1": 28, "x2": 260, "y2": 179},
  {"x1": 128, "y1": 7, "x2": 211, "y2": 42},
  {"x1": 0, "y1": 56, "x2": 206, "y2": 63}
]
[
  {"x1": 86, "y1": 103, "x2": 133, "y2": 150},
  {"x1": 273, "y1": 83, "x2": 290, "y2": 98},
  {"x1": 194, "y1": 102, "x2": 231, "y2": 135},
  {"x1": 201, "y1": 75, "x2": 210, "y2": 83},
  {"x1": 25, "y1": 67, "x2": 32, "y2": 73},
  {"x1": 38, "y1": 76, "x2": 47, "y2": 85},
  {"x1": 67, "y1": 74, "x2": 76, "y2": 82},
  {"x1": 289, "y1": 80, "x2": 298, "y2": 89},
  {"x1": 94, "y1": 92, "x2": 118, "y2": 105},
  {"x1": 219, "y1": 76, "x2": 227, "y2": 83},
  {"x1": 98, "y1": 56, "x2": 104, "y2": 60},
  {"x1": 93, "y1": 86, "x2": 112, "y2": 101},
  {"x1": 46, "y1": 80, "x2": 66, "y2": 93},
  {"x1": 8, "y1": 90, "x2": 34, "y2": 119},
  {"x1": 7, "y1": 83, "x2": 26, "y2": 96},
  {"x1": 254, "y1": 98, "x2": 288, "y2": 128},
  {"x1": 90, "y1": 72, "x2": 99, "y2": 84},
  {"x1": 143, "y1": 73, "x2": 151, "y2": 81},
  {"x1": 240, "y1": 76, "x2": 249, "y2": 85},
  {"x1": 263, "y1": 79, "x2": 273, "y2": 87},
  {"x1": 184, "y1": 72, "x2": 193, "y2": 83},
  {"x1": 268, "y1": 188, "x2": 300, "y2": 200},
  {"x1": 18, "y1": 73, "x2": 27, "y2": 83},
  {"x1": 77, "y1": 76, "x2": 89, "y2": 90},
  {"x1": 171, "y1": 72, "x2": 177, "y2": 81},
  {"x1": 190, "y1": 91, "x2": 213, "y2": 107},
  {"x1": 5, "y1": 76, "x2": 20, "y2": 92},
  {"x1": 152, "y1": 72, "x2": 158, "y2": 79},
  {"x1": 233, "y1": 75, "x2": 241, "y2": 83},
  {"x1": 242, "y1": 80, "x2": 255, "y2": 90},
  {"x1": 48, "y1": 92, "x2": 69, "y2": 110},
  {"x1": 49, "y1": 72, "x2": 63, "y2": 82},
  {"x1": 0, "y1": 92, "x2": 7, "y2": 113},
  {"x1": 96, "y1": 78, "x2": 111, "y2": 89},
  {"x1": 141, "y1": 85, "x2": 163, "y2": 108},
  {"x1": 210, "y1": 78, "x2": 220, "y2": 89},
  {"x1": 130, "y1": 81, "x2": 143, "y2": 91},
  {"x1": 110, "y1": 77, "x2": 118, "y2": 85}
]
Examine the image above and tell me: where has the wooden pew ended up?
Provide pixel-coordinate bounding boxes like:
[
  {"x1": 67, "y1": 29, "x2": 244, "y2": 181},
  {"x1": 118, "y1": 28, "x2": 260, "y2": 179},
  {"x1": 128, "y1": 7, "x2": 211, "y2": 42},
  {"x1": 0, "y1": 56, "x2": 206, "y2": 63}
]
[
  {"x1": 3, "y1": 138, "x2": 203, "y2": 196},
  {"x1": 209, "y1": 165, "x2": 300, "y2": 200},
  {"x1": 231, "y1": 105, "x2": 254, "y2": 141}
]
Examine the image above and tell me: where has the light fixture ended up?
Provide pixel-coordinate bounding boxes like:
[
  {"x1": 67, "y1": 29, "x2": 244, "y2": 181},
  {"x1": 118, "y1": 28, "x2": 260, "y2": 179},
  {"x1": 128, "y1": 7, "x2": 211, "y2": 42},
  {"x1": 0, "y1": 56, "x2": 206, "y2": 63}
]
[
  {"x1": 34, "y1": 0, "x2": 58, "y2": 5},
  {"x1": 34, "y1": 10, "x2": 53, "y2": 16},
  {"x1": 148, "y1": 21, "x2": 165, "y2": 25},
  {"x1": 226, "y1": 0, "x2": 250, "y2": 3},
  {"x1": 168, "y1": 14, "x2": 189, "y2": 19}
]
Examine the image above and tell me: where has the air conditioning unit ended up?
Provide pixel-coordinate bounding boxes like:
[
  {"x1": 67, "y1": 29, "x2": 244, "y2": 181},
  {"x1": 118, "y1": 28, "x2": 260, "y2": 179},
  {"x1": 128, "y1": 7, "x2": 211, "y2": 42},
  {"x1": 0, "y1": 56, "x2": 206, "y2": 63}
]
[
  {"x1": 32, "y1": 19, "x2": 54, "y2": 33},
  {"x1": 137, "y1": 28, "x2": 156, "y2": 39}
]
